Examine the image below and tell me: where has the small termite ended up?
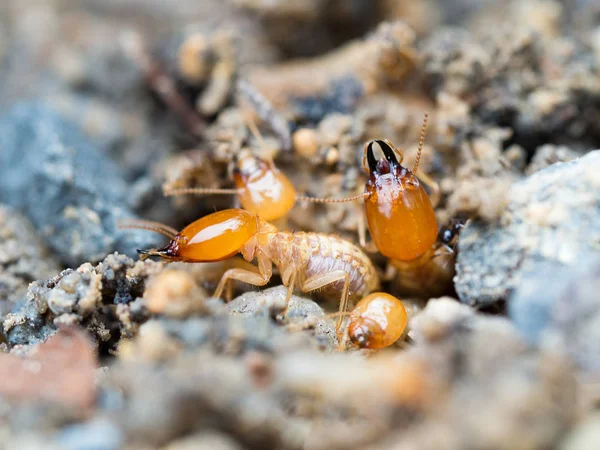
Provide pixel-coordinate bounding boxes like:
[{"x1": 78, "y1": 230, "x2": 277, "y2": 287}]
[
  {"x1": 163, "y1": 148, "x2": 297, "y2": 222},
  {"x1": 335, "y1": 292, "x2": 408, "y2": 350},
  {"x1": 120, "y1": 208, "x2": 380, "y2": 331},
  {"x1": 163, "y1": 147, "x2": 365, "y2": 223}
]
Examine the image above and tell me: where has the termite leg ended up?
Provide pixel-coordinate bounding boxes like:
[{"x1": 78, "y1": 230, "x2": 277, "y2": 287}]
[
  {"x1": 383, "y1": 263, "x2": 398, "y2": 283},
  {"x1": 433, "y1": 244, "x2": 455, "y2": 258},
  {"x1": 357, "y1": 202, "x2": 367, "y2": 248},
  {"x1": 226, "y1": 279, "x2": 234, "y2": 302},
  {"x1": 300, "y1": 270, "x2": 350, "y2": 334},
  {"x1": 280, "y1": 265, "x2": 298, "y2": 315},
  {"x1": 243, "y1": 112, "x2": 267, "y2": 152},
  {"x1": 415, "y1": 169, "x2": 440, "y2": 208},
  {"x1": 430, "y1": 244, "x2": 457, "y2": 273},
  {"x1": 355, "y1": 204, "x2": 378, "y2": 253},
  {"x1": 213, "y1": 253, "x2": 273, "y2": 301}
]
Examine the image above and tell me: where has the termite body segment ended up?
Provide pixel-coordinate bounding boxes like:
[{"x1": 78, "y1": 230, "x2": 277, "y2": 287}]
[
  {"x1": 133, "y1": 209, "x2": 380, "y2": 325},
  {"x1": 344, "y1": 292, "x2": 408, "y2": 350},
  {"x1": 385, "y1": 218, "x2": 464, "y2": 296}
]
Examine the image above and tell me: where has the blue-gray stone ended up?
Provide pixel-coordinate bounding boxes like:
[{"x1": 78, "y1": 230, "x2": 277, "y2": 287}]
[
  {"x1": 57, "y1": 418, "x2": 123, "y2": 450},
  {"x1": 0, "y1": 102, "x2": 160, "y2": 266},
  {"x1": 455, "y1": 150, "x2": 600, "y2": 306},
  {"x1": 509, "y1": 257, "x2": 600, "y2": 375}
]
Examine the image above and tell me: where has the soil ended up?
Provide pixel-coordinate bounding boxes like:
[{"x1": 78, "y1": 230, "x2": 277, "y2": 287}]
[{"x1": 0, "y1": 1, "x2": 599, "y2": 449}]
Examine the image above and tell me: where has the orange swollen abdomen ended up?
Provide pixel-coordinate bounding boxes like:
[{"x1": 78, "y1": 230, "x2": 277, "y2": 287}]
[
  {"x1": 234, "y1": 168, "x2": 296, "y2": 221},
  {"x1": 365, "y1": 177, "x2": 437, "y2": 261},
  {"x1": 176, "y1": 209, "x2": 258, "y2": 262},
  {"x1": 348, "y1": 292, "x2": 407, "y2": 349}
]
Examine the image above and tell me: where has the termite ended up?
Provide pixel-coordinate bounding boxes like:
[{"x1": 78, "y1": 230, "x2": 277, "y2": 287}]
[
  {"x1": 329, "y1": 114, "x2": 459, "y2": 297},
  {"x1": 334, "y1": 292, "x2": 408, "y2": 350},
  {"x1": 365, "y1": 115, "x2": 460, "y2": 296},
  {"x1": 120, "y1": 208, "x2": 380, "y2": 332},
  {"x1": 163, "y1": 127, "x2": 366, "y2": 225}
]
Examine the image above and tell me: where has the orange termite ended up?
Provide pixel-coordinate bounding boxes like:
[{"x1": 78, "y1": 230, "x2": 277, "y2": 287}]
[
  {"x1": 163, "y1": 114, "x2": 365, "y2": 224},
  {"x1": 164, "y1": 149, "x2": 296, "y2": 222},
  {"x1": 315, "y1": 114, "x2": 455, "y2": 295},
  {"x1": 336, "y1": 292, "x2": 408, "y2": 350},
  {"x1": 120, "y1": 209, "x2": 380, "y2": 332},
  {"x1": 358, "y1": 115, "x2": 458, "y2": 296},
  {"x1": 163, "y1": 149, "x2": 365, "y2": 223}
]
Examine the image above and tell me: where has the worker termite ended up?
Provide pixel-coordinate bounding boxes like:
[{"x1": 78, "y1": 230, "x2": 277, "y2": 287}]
[
  {"x1": 334, "y1": 292, "x2": 408, "y2": 350},
  {"x1": 163, "y1": 143, "x2": 366, "y2": 224},
  {"x1": 120, "y1": 208, "x2": 380, "y2": 332}
]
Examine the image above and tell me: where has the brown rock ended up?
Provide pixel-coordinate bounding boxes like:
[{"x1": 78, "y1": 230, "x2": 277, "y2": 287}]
[{"x1": 0, "y1": 328, "x2": 97, "y2": 409}]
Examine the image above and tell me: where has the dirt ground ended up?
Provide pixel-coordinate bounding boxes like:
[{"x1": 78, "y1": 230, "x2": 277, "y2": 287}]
[{"x1": 0, "y1": 1, "x2": 599, "y2": 449}]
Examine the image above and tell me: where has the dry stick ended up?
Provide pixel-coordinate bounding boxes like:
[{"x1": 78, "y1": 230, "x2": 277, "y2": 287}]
[
  {"x1": 237, "y1": 79, "x2": 292, "y2": 152},
  {"x1": 124, "y1": 33, "x2": 206, "y2": 138}
]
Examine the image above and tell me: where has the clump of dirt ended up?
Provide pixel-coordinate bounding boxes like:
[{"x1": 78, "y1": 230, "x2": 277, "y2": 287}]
[
  {"x1": 0, "y1": 205, "x2": 60, "y2": 309},
  {"x1": 3, "y1": 253, "x2": 163, "y2": 349}
]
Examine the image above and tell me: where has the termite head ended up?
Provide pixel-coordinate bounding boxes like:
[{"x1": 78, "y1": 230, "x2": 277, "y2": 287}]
[
  {"x1": 135, "y1": 209, "x2": 261, "y2": 263},
  {"x1": 362, "y1": 115, "x2": 438, "y2": 261},
  {"x1": 438, "y1": 219, "x2": 464, "y2": 247},
  {"x1": 347, "y1": 317, "x2": 384, "y2": 349},
  {"x1": 137, "y1": 239, "x2": 181, "y2": 261},
  {"x1": 232, "y1": 149, "x2": 297, "y2": 221}
]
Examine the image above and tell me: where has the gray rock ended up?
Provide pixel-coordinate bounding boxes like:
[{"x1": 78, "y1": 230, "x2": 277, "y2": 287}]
[
  {"x1": 507, "y1": 260, "x2": 571, "y2": 344},
  {"x1": 396, "y1": 298, "x2": 577, "y2": 450},
  {"x1": 526, "y1": 144, "x2": 582, "y2": 175},
  {"x1": 560, "y1": 413, "x2": 600, "y2": 450},
  {"x1": 228, "y1": 286, "x2": 338, "y2": 351},
  {"x1": 0, "y1": 205, "x2": 60, "y2": 307},
  {"x1": 0, "y1": 103, "x2": 161, "y2": 266},
  {"x1": 57, "y1": 418, "x2": 123, "y2": 450},
  {"x1": 509, "y1": 257, "x2": 600, "y2": 376},
  {"x1": 455, "y1": 150, "x2": 600, "y2": 306}
]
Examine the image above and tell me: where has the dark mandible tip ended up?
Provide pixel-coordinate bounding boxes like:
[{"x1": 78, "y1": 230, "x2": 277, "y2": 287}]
[
  {"x1": 376, "y1": 140, "x2": 400, "y2": 166},
  {"x1": 365, "y1": 141, "x2": 379, "y2": 173}
]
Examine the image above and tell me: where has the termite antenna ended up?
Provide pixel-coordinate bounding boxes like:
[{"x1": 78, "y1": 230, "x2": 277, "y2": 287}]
[
  {"x1": 164, "y1": 187, "x2": 241, "y2": 197},
  {"x1": 413, "y1": 113, "x2": 429, "y2": 174},
  {"x1": 295, "y1": 193, "x2": 370, "y2": 204},
  {"x1": 117, "y1": 219, "x2": 178, "y2": 240}
]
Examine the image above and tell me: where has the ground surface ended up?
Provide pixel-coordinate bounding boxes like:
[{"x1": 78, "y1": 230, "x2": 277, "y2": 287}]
[{"x1": 0, "y1": 1, "x2": 599, "y2": 449}]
